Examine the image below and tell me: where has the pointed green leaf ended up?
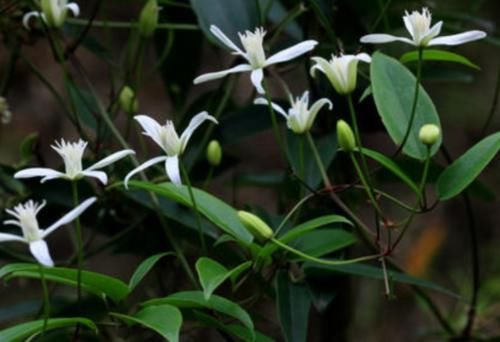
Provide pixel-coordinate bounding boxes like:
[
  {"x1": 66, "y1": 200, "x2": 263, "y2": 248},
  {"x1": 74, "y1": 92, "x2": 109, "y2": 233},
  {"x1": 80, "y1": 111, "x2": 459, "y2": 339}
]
[
  {"x1": 0, "y1": 318, "x2": 97, "y2": 342},
  {"x1": 289, "y1": 229, "x2": 356, "y2": 261},
  {"x1": 143, "y1": 291, "x2": 255, "y2": 340},
  {"x1": 371, "y1": 52, "x2": 441, "y2": 160},
  {"x1": 0, "y1": 263, "x2": 129, "y2": 303},
  {"x1": 437, "y1": 132, "x2": 500, "y2": 200},
  {"x1": 129, "y1": 252, "x2": 176, "y2": 292},
  {"x1": 195, "y1": 257, "x2": 251, "y2": 300},
  {"x1": 276, "y1": 271, "x2": 311, "y2": 342},
  {"x1": 400, "y1": 49, "x2": 480, "y2": 70},
  {"x1": 127, "y1": 181, "x2": 253, "y2": 244},
  {"x1": 112, "y1": 305, "x2": 182, "y2": 342}
]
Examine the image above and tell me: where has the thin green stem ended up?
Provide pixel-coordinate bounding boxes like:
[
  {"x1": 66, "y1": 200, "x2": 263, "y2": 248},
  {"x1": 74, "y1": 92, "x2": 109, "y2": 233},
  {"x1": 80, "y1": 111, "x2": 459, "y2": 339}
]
[
  {"x1": 349, "y1": 153, "x2": 384, "y2": 216},
  {"x1": 38, "y1": 264, "x2": 50, "y2": 335},
  {"x1": 272, "y1": 238, "x2": 380, "y2": 265},
  {"x1": 71, "y1": 181, "x2": 83, "y2": 303},
  {"x1": 263, "y1": 82, "x2": 288, "y2": 164},
  {"x1": 268, "y1": 3, "x2": 305, "y2": 46},
  {"x1": 275, "y1": 192, "x2": 316, "y2": 236},
  {"x1": 349, "y1": 185, "x2": 417, "y2": 212},
  {"x1": 306, "y1": 132, "x2": 330, "y2": 188},
  {"x1": 395, "y1": 47, "x2": 423, "y2": 156},
  {"x1": 180, "y1": 161, "x2": 207, "y2": 253},
  {"x1": 66, "y1": 18, "x2": 198, "y2": 30},
  {"x1": 202, "y1": 165, "x2": 215, "y2": 190}
]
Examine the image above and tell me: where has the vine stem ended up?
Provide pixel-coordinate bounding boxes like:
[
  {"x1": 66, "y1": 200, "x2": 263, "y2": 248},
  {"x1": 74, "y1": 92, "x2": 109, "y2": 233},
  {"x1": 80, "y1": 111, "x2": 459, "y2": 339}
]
[
  {"x1": 66, "y1": 18, "x2": 198, "y2": 30},
  {"x1": 394, "y1": 47, "x2": 423, "y2": 156},
  {"x1": 263, "y1": 81, "x2": 288, "y2": 164},
  {"x1": 271, "y1": 238, "x2": 380, "y2": 265},
  {"x1": 71, "y1": 181, "x2": 84, "y2": 303},
  {"x1": 38, "y1": 264, "x2": 50, "y2": 335},
  {"x1": 349, "y1": 153, "x2": 384, "y2": 217},
  {"x1": 180, "y1": 161, "x2": 206, "y2": 253},
  {"x1": 305, "y1": 132, "x2": 330, "y2": 188}
]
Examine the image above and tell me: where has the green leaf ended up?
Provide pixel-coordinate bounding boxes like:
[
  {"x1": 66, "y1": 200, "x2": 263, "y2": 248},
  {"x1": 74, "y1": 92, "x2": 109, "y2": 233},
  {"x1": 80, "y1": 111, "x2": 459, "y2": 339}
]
[
  {"x1": 190, "y1": 0, "x2": 258, "y2": 47},
  {"x1": 400, "y1": 49, "x2": 480, "y2": 70},
  {"x1": 304, "y1": 263, "x2": 459, "y2": 298},
  {"x1": 127, "y1": 181, "x2": 253, "y2": 244},
  {"x1": 143, "y1": 291, "x2": 255, "y2": 340},
  {"x1": 260, "y1": 215, "x2": 352, "y2": 259},
  {"x1": 371, "y1": 52, "x2": 442, "y2": 160},
  {"x1": 67, "y1": 80, "x2": 98, "y2": 131},
  {"x1": 357, "y1": 147, "x2": 419, "y2": 194},
  {"x1": 112, "y1": 305, "x2": 182, "y2": 342},
  {"x1": 276, "y1": 271, "x2": 311, "y2": 342},
  {"x1": 0, "y1": 263, "x2": 129, "y2": 303},
  {"x1": 436, "y1": 132, "x2": 500, "y2": 200},
  {"x1": 129, "y1": 252, "x2": 175, "y2": 292},
  {"x1": 195, "y1": 257, "x2": 251, "y2": 300},
  {"x1": 289, "y1": 229, "x2": 356, "y2": 261},
  {"x1": 0, "y1": 317, "x2": 97, "y2": 342}
]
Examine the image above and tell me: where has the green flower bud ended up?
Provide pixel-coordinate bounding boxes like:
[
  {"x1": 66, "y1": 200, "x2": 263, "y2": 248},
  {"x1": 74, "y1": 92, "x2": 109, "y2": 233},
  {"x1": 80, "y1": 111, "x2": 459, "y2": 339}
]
[
  {"x1": 419, "y1": 124, "x2": 440, "y2": 146},
  {"x1": 206, "y1": 140, "x2": 222, "y2": 166},
  {"x1": 238, "y1": 211, "x2": 273, "y2": 242},
  {"x1": 337, "y1": 120, "x2": 356, "y2": 152},
  {"x1": 119, "y1": 86, "x2": 139, "y2": 113},
  {"x1": 139, "y1": 0, "x2": 160, "y2": 38}
]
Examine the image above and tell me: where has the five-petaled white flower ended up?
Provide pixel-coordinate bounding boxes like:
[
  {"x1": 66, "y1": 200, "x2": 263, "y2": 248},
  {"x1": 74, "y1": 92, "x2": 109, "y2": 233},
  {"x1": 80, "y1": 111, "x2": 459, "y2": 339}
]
[
  {"x1": 254, "y1": 91, "x2": 332, "y2": 134},
  {"x1": 23, "y1": 0, "x2": 80, "y2": 29},
  {"x1": 310, "y1": 53, "x2": 371, "y2": 95},
  {"x1": 124, "y1": 111, "x2": 218, "y2": 188},
  {"x1": 14, "y1": 139, "x2": 135, "y2": 185},
  {"x1": 360, "y1": 7, "x2": 486, "y2": 47},
  {"x1": 0, "y1": 197, "x2": 96, "y2": 267},
  {"x1": 193, "y1": 25, "x2": 318, "y2": 94}
]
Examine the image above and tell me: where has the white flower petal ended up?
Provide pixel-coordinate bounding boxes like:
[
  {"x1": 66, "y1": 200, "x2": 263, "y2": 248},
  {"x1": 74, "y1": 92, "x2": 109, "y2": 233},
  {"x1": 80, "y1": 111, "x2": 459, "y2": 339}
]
[
  {"x1": 250, "y1": 68, "x2": 265, "y2": 94},
  {"x1": 0, "y1": 232, "x2": 25, "y2": 243},
  {"x1": 428, "y1": 30, "x2": 487, "y2": 46},
  {"x1": 360, "y1": 33, "x2": 415, "y2": 45},
  {"x1": 134, "y1": 115, "x2": 164, "y2": 148},
  {"x1": 42, "y1": 197, "x2": 97, "y2": 238},
  {"x1": 306, "y1": 98, "x2": 333, "y2": 130},
  {"x1": 29, "y1": 240, "x2": 54, "y2": 267},
  {"x1": 165, "y1": 156, "x2": 182, "y2": 186},
  {"x1": 193, "y1": 64, "x2": 253, "y2": 85},
  {"x1": 265, "y1": 40, "x2": 318, "y2": 66},
  {"x1": 86, "y1": 149, "x2": 135, "y2": 171},
  {"x1": 210, "y1": 25, "x2": 245, "y2": 56},
  {"x1": 81, "y1": 170, "x2": 108, "y2": 185},
  {"x1": 22, "y1": 11, "x2": 41, "y2": 29},
  {"x1": 253, "y1": 98, "x2": 288, "y2": 118},
  {"x1": 180, "y1": 111, "x2": 218, "y2": 152},
  {"x1": 66, "y1": 3, "x2": 80, "y2": 17},
  {"x1": 355, "y1": 53, "x2": 372, "y2": 63},
  {"x1": 14, "y1": 168, "x2": 65, "y2": 182},
  {"x1": 123, "y1": 156, "x2": 168, "y2": 189}
]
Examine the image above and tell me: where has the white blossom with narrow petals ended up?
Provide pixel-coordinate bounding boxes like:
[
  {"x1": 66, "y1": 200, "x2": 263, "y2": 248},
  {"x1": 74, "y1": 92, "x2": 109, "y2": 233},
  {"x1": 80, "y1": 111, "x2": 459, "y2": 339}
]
[
  {"x1": 360, "y1": 7, "x2": 486, "y2": 47},
  {"x1": 254, "y1": 91, "x2": 332, "y2": 134},
  {"x1": 1, "y1": 197, "x2": 96, "y2": 266},
  {"x1": 310, "y1": 53, "x2": 371, "y2": 95},
  {"x1": 14, "y1": 139, "x2": 135, "y2": 185},
  {"x1": 124, "y1": 111, "x2": 218, "y2": 188},
  {"x1": 194, "y1": 25, "x2": 318, "y2": 94},
  {"x1": 23, "y1": 0, "x2": 80, "y2": 29}
]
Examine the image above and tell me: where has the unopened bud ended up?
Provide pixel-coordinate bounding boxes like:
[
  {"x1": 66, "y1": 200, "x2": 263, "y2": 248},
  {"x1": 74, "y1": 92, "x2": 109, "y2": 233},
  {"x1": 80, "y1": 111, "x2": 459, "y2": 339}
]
[
  {"x1": 206, "y1": 140, "x2": 222, "y2": 166},
  {"x1": 139, "y1": 0, "x2": 160, "y2": 38},
  {"x1": 337, "y1": 120, "x2": 356, "y2": 152},
  {"x1": 238, "y1": 211, "x2": 273, "y2": 241},
  {"x1": 119, "y1": 86, "x2": 138, "y2": 113},
  {"x1": 419, "y1": 124, "x2": 440, "y2": 146}
]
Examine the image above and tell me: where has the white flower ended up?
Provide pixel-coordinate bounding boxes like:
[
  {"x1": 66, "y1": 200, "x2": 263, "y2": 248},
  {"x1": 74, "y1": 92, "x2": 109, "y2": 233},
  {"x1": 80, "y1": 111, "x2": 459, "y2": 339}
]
[
  {"x1": 310, "y1": 53, "x2": 371, "y2": 95},
  {"x1": 193, "y1": 25, "x2": 318, "y2": 94},
  {"x1": 124, "y1": 111, "x2": 218, "y2": 188},
  {"x1": 1, "y1": 197, "x2": 96, "y2": 267},
  {"x1": 360, "y1": 7, "x2": 486, "y2": 47},
  {"x1": 14, "y1": 139, "x2": 135, "y2": 185},
  {"x1": 23, "y1": 0, "x2": 80, "y2": 29},
  {"x1": 254, "y1": 91, "x2": 332, "y2": 134}
]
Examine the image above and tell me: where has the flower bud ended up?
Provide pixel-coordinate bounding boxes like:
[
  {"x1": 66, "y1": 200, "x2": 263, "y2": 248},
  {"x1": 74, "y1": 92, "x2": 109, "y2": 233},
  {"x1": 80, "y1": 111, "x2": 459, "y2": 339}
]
[
  {"x1": 337, "y1": 120, "x2": 356, "y2": 152},
  {"x1": 238, "y1": 211, "x2": 273, "y2": 241},
  {"x1": 139, "y1": 0, "x2": 160, "y2": 38},
  {"x1": 206, "y1": 140, "x2": 222, "y2": 166},
  {"x1": 119, "y1": 86, "x2": 138, "y2": 113},
  {"x1": 0, "y1": 97, "x2": 12, "y2": 124},
  {"x1": 419, "y1": 124, "x2": 440, "y2": 146}
]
